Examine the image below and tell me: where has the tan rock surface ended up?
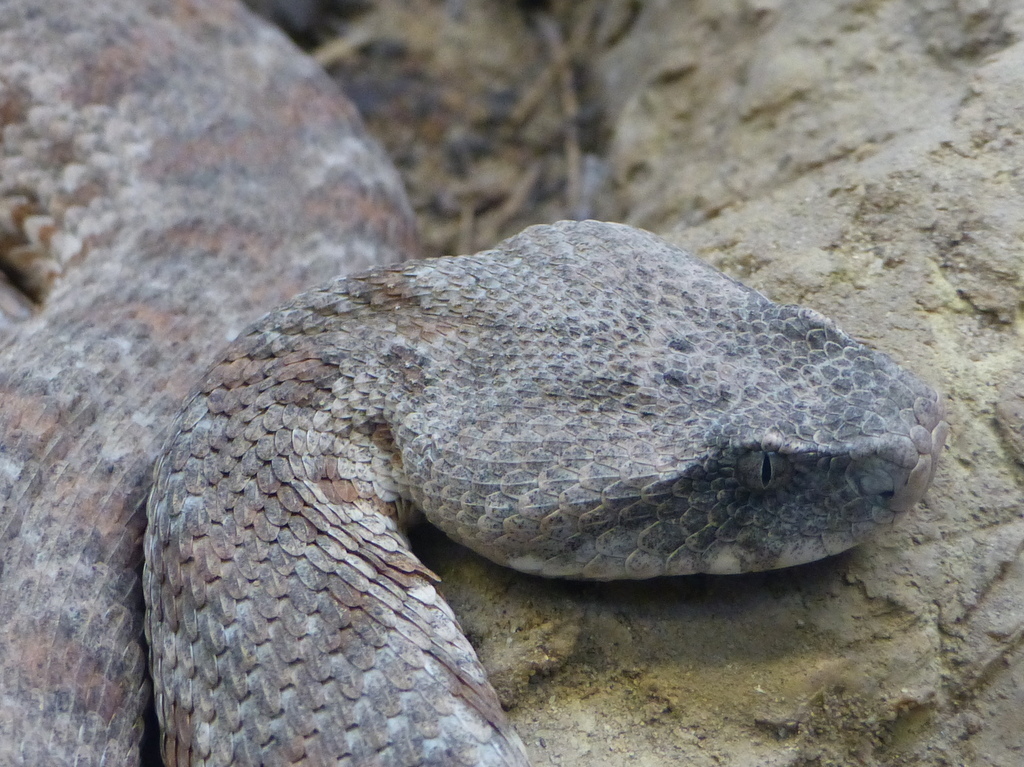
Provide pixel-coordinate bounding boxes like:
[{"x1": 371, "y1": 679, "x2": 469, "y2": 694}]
[{"x1": 388, "y1": 2, "x2": 1024, "y2": 765}]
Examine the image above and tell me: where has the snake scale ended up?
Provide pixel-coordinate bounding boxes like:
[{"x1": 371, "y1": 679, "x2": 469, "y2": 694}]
[
  {"x1": 143, "y1": 219, "x2": 947, "y2": 766},
  {"x1": 0, "y1": 1, "x2": 947, "y2": 764}
]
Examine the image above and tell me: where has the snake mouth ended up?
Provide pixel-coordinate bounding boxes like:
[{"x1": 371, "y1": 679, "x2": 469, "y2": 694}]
[{"x1": 846, "y1": 396, "x2": 949, "y2": 514}]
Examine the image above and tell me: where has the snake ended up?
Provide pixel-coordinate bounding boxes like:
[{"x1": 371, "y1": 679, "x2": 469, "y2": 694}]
[{"x1": 142, "y1": 219, "x2": 948, "y2": 766}]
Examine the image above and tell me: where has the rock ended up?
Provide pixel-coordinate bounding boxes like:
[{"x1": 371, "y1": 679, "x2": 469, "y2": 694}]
[
  {"x1": 318, "y1": 2, "x2": 1024, "y2": 764},
  {"x1": 521, "y1": 1, "x2": 1022, "y2": 765},
  {"x1": 995, "y1": 369, "x2": 1024, "y2": 465}
]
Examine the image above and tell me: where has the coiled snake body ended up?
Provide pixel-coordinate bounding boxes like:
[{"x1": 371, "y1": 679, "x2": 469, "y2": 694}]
[{"x1": 144, "y1": 220, "x2": 947, "y2": 765}]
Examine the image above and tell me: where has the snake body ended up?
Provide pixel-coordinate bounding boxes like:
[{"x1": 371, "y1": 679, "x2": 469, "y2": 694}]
[{"x1": 143, "y1": 220, "x2": 947, "y2": 765}]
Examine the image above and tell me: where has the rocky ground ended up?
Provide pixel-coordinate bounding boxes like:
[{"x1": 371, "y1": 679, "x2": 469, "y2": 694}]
[{"x1": 246, "y1": 1, "x2": 1024, "y2": 764}]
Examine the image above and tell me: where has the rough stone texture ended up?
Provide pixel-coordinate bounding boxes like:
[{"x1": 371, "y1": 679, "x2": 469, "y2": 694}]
[
  {"x1": 0, "y1": 1, "x2": 414, "y2": 764},
  {"x1": 443, "y1": 2, "x2": 1021, "y2": 766}
]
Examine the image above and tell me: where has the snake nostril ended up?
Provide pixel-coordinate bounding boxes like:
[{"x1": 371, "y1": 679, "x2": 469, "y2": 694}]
[{"x1": 849, "y1": 457, "x2": 898, "y2": 499}]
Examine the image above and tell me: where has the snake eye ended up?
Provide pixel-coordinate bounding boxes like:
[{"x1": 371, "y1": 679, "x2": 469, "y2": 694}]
[{"x1": 737, "y1": 450, "x2": 792, "y2": 491}]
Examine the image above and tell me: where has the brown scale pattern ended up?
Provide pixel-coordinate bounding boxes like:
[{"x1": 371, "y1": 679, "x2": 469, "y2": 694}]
[
  {"x1": 145, "y1": 220, "x2": 947, "y2": 765},
  {"x1": 0, "y1": 1, "x2": 414, "y2": 762},
  {"x1": 147, "y1": 302, "x2": 527, "y2": 765}
]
